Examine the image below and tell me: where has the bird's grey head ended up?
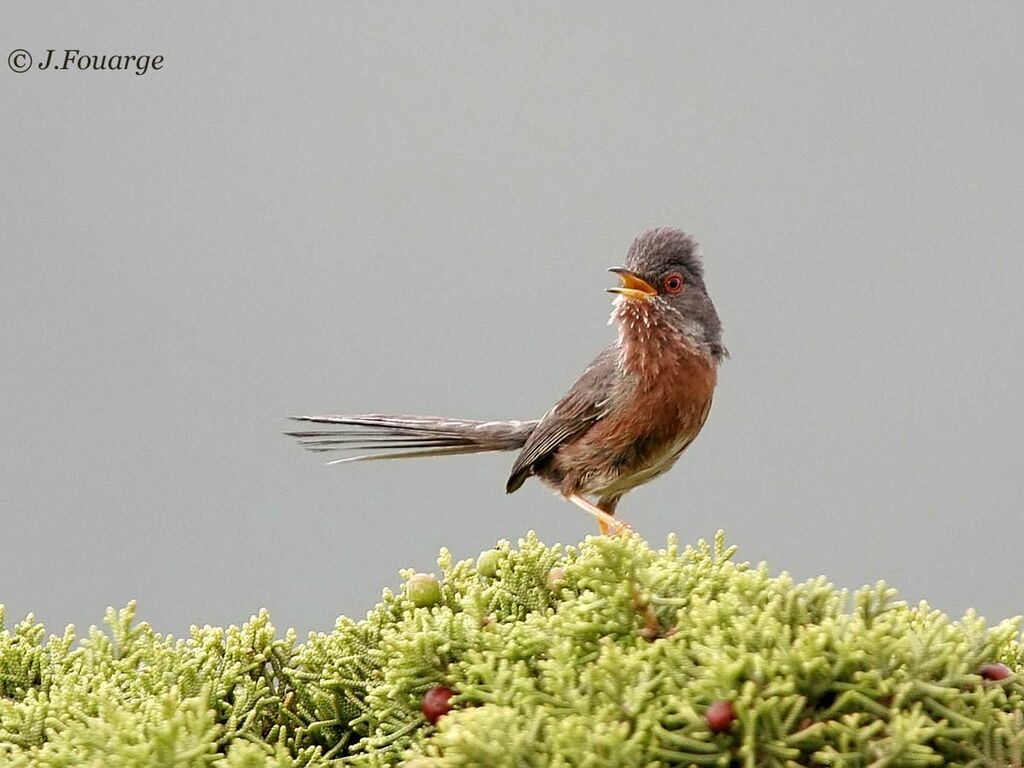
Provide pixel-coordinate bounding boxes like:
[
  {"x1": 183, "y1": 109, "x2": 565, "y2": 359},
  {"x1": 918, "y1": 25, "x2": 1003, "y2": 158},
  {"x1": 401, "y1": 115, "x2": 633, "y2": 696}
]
[{"x1": 608, "y1": 227, "x2": 726, "y2": 361}]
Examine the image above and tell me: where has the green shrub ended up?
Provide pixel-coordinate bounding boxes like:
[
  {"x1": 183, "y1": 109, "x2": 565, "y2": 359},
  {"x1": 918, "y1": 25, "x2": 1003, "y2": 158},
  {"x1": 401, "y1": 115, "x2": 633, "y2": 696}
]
[{"x1": 1, "y1": 532, "x2": 1021, "y2": 766}]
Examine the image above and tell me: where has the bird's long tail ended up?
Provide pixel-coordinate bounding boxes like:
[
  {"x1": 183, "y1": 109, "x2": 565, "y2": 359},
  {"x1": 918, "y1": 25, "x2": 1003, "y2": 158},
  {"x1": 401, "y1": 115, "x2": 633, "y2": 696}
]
[{"x1": 286, "y1": 414, "x2": 538, "y2": 465}]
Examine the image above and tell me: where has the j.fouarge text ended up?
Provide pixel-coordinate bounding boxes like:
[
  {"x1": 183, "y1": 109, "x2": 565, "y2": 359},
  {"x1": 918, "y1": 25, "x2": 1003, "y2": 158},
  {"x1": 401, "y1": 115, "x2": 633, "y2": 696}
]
[{"x1": 37, "y1": 49, "x2": 163, "y2": 75}]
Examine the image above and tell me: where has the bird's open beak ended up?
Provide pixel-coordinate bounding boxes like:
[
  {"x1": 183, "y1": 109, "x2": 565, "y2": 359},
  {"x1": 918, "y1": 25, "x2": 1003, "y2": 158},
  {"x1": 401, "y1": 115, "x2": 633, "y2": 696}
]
[{"x1": 607, "y1": 267, "x2": 657, "y2": 300}]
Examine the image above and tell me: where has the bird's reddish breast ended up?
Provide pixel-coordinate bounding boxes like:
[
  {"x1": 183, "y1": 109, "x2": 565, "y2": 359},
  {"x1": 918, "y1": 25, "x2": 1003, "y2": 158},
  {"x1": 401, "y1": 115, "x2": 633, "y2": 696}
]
[{"x1": 553, "y1": 299, "x2": 717, "y2": 497}]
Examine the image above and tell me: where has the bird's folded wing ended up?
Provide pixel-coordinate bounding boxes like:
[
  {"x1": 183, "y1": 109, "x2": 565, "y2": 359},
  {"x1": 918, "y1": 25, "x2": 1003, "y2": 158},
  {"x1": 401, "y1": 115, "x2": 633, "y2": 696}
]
[{"x1": 505, "y1": 346, "x2": 618, "y2": 493}]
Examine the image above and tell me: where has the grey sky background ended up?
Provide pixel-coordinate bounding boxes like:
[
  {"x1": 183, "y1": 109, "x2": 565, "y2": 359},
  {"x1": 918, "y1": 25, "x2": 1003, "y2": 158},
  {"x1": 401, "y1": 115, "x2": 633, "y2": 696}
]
[{"x1": 2, "y1": 4, "x2": 1023, "y2": 637}]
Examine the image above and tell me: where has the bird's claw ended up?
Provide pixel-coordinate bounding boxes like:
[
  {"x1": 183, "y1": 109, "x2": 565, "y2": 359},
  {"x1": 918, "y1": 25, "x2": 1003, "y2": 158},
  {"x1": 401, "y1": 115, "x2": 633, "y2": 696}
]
[{"x1": 598, "y1": 518, "x2": 632, "y2": 536}]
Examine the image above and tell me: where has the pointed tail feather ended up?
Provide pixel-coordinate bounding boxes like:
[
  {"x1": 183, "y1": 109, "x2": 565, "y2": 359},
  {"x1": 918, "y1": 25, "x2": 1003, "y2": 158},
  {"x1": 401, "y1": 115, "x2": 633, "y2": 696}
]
[{"x1": 286, "y1": 414, "x2": 537, "y2": 464}]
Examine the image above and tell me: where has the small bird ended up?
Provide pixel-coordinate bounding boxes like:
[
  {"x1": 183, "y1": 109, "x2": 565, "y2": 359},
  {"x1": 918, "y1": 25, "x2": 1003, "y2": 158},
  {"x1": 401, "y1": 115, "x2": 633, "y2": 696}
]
[{"x1": 288, "y1": 227, "x2": 726, "y2": 534}]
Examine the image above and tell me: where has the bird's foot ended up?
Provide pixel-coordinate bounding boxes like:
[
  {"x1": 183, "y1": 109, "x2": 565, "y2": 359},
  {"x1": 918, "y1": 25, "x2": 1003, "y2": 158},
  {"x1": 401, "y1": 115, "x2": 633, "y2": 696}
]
[
  {"x1": 568, "y1": 494, "x2": 631, "y2": 537},
  {"x1": 597, "y1": 518, "x2": 632, "y2": 537}
]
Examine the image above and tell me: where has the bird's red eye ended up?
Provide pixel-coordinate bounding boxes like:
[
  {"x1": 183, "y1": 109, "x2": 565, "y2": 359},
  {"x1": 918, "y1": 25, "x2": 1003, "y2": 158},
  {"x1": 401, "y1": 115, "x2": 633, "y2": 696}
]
[{"x1": 663, "y1": 272, "x2": 684, "y2": 295}]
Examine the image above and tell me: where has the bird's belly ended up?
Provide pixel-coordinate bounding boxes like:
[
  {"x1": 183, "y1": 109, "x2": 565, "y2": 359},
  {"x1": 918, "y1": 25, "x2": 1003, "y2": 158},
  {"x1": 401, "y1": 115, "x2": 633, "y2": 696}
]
[{"x1": 587, "y1": 432, "x2": 694, "y2": 497}]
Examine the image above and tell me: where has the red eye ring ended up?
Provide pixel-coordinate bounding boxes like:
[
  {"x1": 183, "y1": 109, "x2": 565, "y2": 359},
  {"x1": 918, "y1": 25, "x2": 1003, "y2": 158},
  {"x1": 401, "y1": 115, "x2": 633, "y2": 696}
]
[{"x1": 663, "y1": 272, "x2": 684, "y2": 295}]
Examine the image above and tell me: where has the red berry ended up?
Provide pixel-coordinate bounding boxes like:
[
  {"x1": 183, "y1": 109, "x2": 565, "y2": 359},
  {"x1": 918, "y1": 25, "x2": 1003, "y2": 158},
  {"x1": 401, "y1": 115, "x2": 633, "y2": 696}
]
[
  {"x1": 705, "y1": 700, "x2": 736, "y2": 733},
  {"x1": 422, "y1": 686, "x2": 455, "y2": 724},
  {"x1": 980, "y1": 663, "x2": 1013, "y2": 681}
]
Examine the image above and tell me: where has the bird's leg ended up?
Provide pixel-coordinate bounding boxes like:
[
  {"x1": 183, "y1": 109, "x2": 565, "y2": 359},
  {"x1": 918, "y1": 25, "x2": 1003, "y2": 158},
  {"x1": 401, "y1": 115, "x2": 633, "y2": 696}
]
[
  {"x1": 567, "y1": 494, "x2": 630, "y2": 536},
  {"x1": 595, "y1": 495, "x2": 622, "y2": 536}
]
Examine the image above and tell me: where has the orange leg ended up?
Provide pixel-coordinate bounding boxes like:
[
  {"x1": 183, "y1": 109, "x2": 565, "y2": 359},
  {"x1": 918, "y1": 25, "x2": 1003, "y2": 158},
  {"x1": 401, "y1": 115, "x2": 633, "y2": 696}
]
[{"x1": 566, "y1": 494, "x2": 631, "y2": 536}]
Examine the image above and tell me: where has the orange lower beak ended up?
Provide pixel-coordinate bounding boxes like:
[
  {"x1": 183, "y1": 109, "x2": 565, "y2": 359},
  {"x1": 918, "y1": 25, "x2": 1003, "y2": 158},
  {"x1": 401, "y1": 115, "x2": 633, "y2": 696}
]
[{"x1": 607, "y1": 268, "x2": 657, "y2": 300}]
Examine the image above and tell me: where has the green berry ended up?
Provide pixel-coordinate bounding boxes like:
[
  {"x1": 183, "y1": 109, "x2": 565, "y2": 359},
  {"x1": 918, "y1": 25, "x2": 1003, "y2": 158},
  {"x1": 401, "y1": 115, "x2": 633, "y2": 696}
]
[
  {"x1": 407, "y1": 573, "x2": 441, "y2": 607},
  {"x1": 476, "y1": 549, "x2": 502, "y2": 578}
]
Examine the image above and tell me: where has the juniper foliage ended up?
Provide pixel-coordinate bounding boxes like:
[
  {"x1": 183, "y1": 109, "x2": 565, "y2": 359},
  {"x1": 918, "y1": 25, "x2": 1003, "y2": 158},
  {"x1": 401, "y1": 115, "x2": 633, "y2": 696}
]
[{"x1": 1, "y1": 532, "x2": 1022, "y2": 766}]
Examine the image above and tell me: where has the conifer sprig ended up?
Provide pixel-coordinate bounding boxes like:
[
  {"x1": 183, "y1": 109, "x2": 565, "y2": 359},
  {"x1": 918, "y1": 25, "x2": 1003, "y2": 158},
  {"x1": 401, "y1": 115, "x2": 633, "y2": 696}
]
[{"x1": 1, "y1": 532, "x2": 1021, "y2": 766}]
